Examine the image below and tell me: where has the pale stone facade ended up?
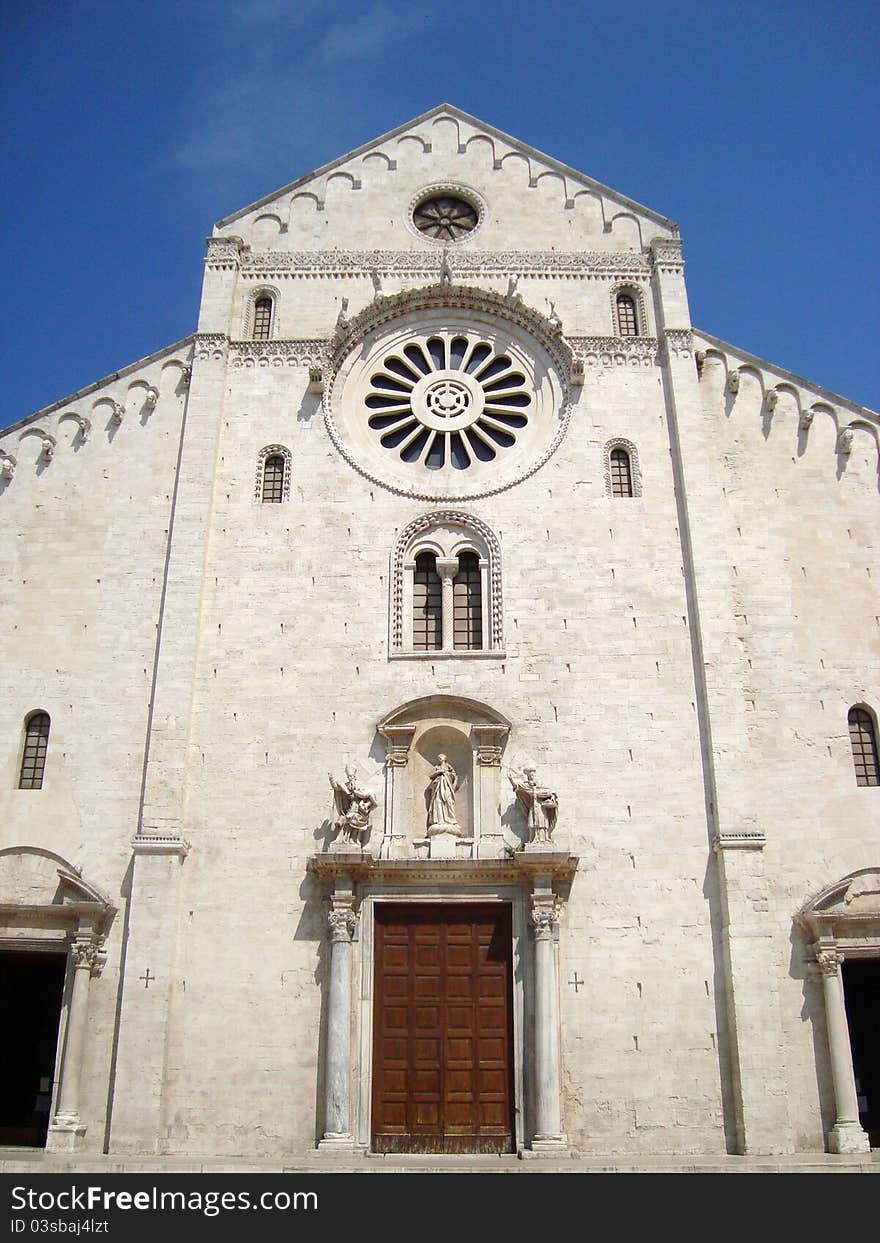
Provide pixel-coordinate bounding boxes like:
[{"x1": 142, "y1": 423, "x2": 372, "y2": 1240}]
[{"x1": 0, "y1": 105, "x2": 877, "y2": 1164}]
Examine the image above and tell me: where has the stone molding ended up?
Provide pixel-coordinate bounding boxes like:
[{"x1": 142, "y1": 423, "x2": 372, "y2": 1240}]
[
  {"x1": 205, "y1": 236, "x2": 244, "y2": 270},
  {"x1": 130, "y1": 833, "x2": 191, "y2": 858},
  {"x1": 650, "y1": 237, "x2": 685, "y2": 275},
  {"x1": 713, "y1": 829, "x2": 767, "y2": 851},
  {"x1": 192, "y1": 334, "x2": 229, "y2": 362},
  {"x1": 661, "y1": 329, "x2": 694, "y2": 360}
]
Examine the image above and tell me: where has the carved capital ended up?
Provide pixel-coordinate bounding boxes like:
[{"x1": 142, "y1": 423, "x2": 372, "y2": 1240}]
[
  {"x1": 108, "y1": 400, "x2": 125, "y2": 427},
  {"x1": 799, "y1": 408, "x2": 815, "y2": 430},
  {"x1": 837, "y1": 427, "x2": 854, "y2": 455},
  {"x1": 530, "y1": 903, "x2": 559, "y2": 940},
  {"x1": 327, "y1": 908, "x2": 357, "y2": 943},
  {"x1": 765, "y1": 388, "x2": 779, "y2": 411},
  {"x1": 70, "y1": 939, "x2": 105, "y2": 975},
  {"x1": 726, "y1": 370, "x2": 740, "y2": 395},
  {"x1": 144, "y1": 387, "x2": 159, "y2": 409},
  {"x1": 816, "y1": 948, "x2": 841, "y2": 977},
  {"x1": 0, "y1": 451, "x2": 16, "y2": 480},
  {"x1": 380, "y1": 725, "x2": 416, "y2": 767},
  {"x1": 308, "y1": 366, "x2": 324, "y2": 395}
]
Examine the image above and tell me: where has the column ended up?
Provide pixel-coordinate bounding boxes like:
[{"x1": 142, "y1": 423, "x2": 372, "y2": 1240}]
[
  {"x1": 816, "y1": 947, "x2": 870, "y2": 1153},
  {"x1": 472, "y1": 724, "x2": 509, "y2": 858},
  {"x1": 378, "y1": 724, "x2": 415, "y2": 858},
  {"x1": 109, "y1": 834, "x2": 189, "y2": 1153},
  {"x1": 436, "y1": 557, "x2": 458, "y2": 652},
  {"x1": 46, "y1": 936, "x2": 103, "y2": 1152},
  {"x1": 714, "y1": 833, "x2": 792, "y2": 1153},
  {"x1": 529, "y1": 879, "x2": 566, "y2": 1153},
  {"x1": 320, "y1": 878, "x2": 357, "y2": 1147}
]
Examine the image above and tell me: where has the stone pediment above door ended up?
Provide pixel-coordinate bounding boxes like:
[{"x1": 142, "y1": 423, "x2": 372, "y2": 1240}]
[{"x1": 0, "y1": 847, "x2": 115, "y2": 946}]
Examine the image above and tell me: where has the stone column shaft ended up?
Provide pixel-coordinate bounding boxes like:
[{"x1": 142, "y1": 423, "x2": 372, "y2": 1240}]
[
  {"x1": 53, "y1": 946, "x2": 92, "y2": 1121},
  {"x1": 530, "y1": 882, "x2": 565, "y2": 1152},
  {"x1": 436, "y1": 557, "x2": 458, "y2": 652},
  {"x1": 320, "y1": 882, "x2": 357, "y2": 1147},
  {"x1": 818, "y1": 950, "x2": 870, "y2": 1153}
]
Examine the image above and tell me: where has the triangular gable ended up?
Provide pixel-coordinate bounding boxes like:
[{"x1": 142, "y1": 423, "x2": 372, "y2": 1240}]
[{"x1": 215, "y1": 102, "x2": 677, "y2": 241}]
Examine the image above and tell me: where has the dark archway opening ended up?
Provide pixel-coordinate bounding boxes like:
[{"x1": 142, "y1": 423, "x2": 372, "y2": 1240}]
[
  {"x1": 843, "y1": 959, "x2": 880, "y2": 1148},
  {"x1": 0, "y1": 951, "x2": 67, "y2": 1146}
]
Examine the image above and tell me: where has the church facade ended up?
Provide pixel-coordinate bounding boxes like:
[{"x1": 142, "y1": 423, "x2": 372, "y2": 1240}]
[{"x1": 1, "y1": 105, "x2": 877, "y2": 1164}]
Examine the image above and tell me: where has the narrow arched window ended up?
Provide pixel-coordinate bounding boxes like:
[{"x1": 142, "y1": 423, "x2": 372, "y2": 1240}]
[
  {"x1": 261, "y1": 454, "x2": 285, "y2": 503},
  {"x1": 616, "y1": 293, "x2": 638, "y2": 337},
  {"x1": 19, "y1": 712, "x2": 50, "y2": 789},
  {"x1": 848, "y1": 707, "x2": 879, "y2": 786},
  {"x1": 610, "y1": 448, "x2": 633, "y2": 497},
  {"x1": 413, "y1": 552, "x2": 442, "y2": 651},
  {"x1": 252, "y1": 296, "x2": 273, "y2": 340},
  {"x1": 453, "y1": 552, "x2": 483, "y2": 650}
]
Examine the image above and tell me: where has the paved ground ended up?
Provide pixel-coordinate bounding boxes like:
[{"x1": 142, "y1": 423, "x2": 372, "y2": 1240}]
[{"x1": 2, "y1": 1148, "x2": 878, "y2": 1174}]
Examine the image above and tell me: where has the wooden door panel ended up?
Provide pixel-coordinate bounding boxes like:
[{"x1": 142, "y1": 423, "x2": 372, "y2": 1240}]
[{"x1": 372, "y1": 903, "x2": 514, "y2": 1154}]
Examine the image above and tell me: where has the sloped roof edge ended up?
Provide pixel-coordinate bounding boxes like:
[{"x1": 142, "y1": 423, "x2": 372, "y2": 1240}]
[
  {"x1": 693, "y1": 328, "x2": 878, "y2": 422},
  {"x1": 214, "y1": 102, "x2": 678, "y2": 233},
  {"x1": 0, "y1": 335, "x2": 195, "y2": 439}
]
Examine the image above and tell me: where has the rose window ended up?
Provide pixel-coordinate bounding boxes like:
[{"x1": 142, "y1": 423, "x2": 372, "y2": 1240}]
[
  {"x1": 412, "y1": 195, "x2": 478, "y2": 242},
  {"x1": 365, "y1": 334, "x2": 532, "y2": 470}
]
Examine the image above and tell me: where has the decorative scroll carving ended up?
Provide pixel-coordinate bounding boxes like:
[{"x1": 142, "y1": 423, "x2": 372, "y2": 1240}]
[{"x1": 205, "y1": 236, "x2": 244, "y2": 269}]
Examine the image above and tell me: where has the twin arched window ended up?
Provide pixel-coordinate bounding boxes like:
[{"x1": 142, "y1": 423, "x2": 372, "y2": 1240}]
[
  {"x1": 19, "y1": 711, "x2": 50, "y2": 789},
  {"x1": 394, "y1": 514, "x2": 502, "y2": 656},
  {"x1": 412, "y1": 550, "x2": 483, "y2": 651},
  {"x1": 849, "y1": 707, "x2": 879, "y2": 786}
]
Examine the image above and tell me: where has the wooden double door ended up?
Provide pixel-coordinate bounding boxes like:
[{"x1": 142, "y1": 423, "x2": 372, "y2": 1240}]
[{"x1": 372, "y1": 903, "x2": 515, "y2": 1153}]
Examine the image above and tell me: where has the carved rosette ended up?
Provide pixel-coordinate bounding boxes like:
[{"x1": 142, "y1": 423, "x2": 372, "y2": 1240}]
[{"x1": 327, "y1": 908, "x2": 357, "y2": 943}]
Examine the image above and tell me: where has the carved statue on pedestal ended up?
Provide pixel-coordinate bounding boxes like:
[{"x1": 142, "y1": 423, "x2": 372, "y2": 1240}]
[
  {"x1": 509, "y1": 766, "x2": 559, "y2": 846},
  {"x1": 329, "y1": 768, "x2": 377, "y2": 848},
  {"x1": 426, "y1": 754, "x2": 460, "y2": 836}
]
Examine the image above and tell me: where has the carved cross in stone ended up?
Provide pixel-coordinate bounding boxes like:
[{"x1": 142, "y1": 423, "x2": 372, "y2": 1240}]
[
  {"x1": 568, "y1": 972, "x2": 584, "y2": 993},
  {"x1": 139, "y1": 968, "x2": 155, "y2": 989}
]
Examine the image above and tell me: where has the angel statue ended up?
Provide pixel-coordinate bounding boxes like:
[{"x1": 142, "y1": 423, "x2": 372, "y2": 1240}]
[
  {"x1": 426, "y1": 753, "x2": 460, "y2": 835},
  {"x1": 329, "y1": 768, "x2": 377, "y2": 848},
  {"x1": 508, "y1": 765, "x2": 558, "y2": 846}
]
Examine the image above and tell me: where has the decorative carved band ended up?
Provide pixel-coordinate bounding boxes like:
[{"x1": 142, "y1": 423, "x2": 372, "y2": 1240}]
[
  {"x1": 568, "y1": 336, "x2": 658, "y2": 369},
  {"x1": 193, "y1": 334, "x2": 229, "y2": 361},
  {"x1": 229, "y1": 339, "x2": 329, "y2": 369},
  {"x1": 240, "y1": 249, "x2": 651, "y2": 277}
]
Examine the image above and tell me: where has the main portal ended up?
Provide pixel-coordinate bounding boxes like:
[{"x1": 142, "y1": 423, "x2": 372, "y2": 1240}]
[{"x1": 371, "y1": 903, "x2": 515, "y2": 1154}]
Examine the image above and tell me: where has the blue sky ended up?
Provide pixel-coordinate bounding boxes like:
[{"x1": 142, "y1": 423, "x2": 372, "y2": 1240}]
[{"x1": 2, "y1": 0, "x2": 878, "y2": 425}]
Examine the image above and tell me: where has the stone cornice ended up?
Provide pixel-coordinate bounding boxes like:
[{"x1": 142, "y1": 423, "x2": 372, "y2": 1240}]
[
  {"x1": 307, "y1": 852, "x2": 579, "y2": 887},
  {"x1": 240, "y1": 249, "x2": 651, "y2": 279}
]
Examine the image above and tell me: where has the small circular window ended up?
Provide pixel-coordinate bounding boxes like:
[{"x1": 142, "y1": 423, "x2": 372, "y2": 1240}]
[
  {"x1": 366, "y1": 334, "x2": 531, "y2": 471},
  {"x1": 413, "y1": 194, "x2": 478, "y2": 242}
]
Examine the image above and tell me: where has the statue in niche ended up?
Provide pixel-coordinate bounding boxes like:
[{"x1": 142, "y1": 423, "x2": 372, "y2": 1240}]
[
  {"x1": 329, "y1": 768, "x2": 377, "y2": 848},
  {"x1": 508, "y1": 766, "x2": 558, "y2": 846},
  {"x1": 426, "y1": 754, "x2": 460, "y2": 834}
]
